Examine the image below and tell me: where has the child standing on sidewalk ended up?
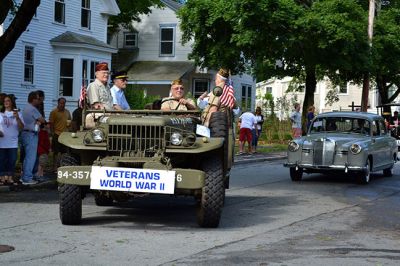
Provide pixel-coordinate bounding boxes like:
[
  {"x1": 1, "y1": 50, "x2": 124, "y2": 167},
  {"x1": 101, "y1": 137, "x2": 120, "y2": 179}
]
[{"x1": 36, "y1": 124, "x2": 50, "y2": 180}]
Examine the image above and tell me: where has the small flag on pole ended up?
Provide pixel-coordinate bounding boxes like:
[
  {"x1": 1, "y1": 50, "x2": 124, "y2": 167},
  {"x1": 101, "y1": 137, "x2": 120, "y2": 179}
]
[{"x1": 79, "y1": 85, "x2": 86, "y2": 108}]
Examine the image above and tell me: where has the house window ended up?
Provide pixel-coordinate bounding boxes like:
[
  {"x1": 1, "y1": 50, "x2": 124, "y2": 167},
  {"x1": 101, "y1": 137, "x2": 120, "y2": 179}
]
[
  {"x1": 124, "y1": 32, "x2": 138, "y2": 48},
  {"x1": 193, "y1": 79, "x2": 209, "y2": 98},
  {"x1": 160, "y1": 26, "x2": 175, "y2": 56},
  {"x1": 89, "y1": 61, "x2": 99, "y2": 82},
  {"x1": 81, "y1": 0, "x2": 91, "y2": 29},
  {"x1": 54, "y1": 0, "x2": 65, "y2": 24},
  {"x1": 24, "y1": 46, "x2": 34, "y2": 84},
  {"x1": 241, "y1": 84, "x2": 252, "y2": 111},
  {"x1": 59, "y1": 58, "x2": 74, "y2": 96},
  {"x1": 338, "y1": 82, "x2": 348, "y2": 94},
  {"x1": 266, "y1": 86, "x2": 272, "y2": 94},
  {"x1": 82, "y1": 60, "x2": 99, "y2": 87}
]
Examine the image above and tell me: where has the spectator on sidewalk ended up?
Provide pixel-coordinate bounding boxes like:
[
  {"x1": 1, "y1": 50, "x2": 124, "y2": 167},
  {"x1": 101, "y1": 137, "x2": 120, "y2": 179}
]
[
  {"x1": 71, "y1": 100, "x2": 83, "y2": 132},
  {"x1": 0, "y1": 95, "x2": 24, "y2": 186},
  {"x1": 238, "y1": 111, "x2": 257, "y2": 155},
  {"x1": 36, "y1": 124, "x2": 50, "y2": 180},
  {"x1": 290, "y1": 103, "x2": 302, "y2": 138},
  {"x1": 20, "y1": 91, "x2": 46, "y2": 185},
  {"x1": 252, "y1": 107, "x2": 264, "y2": 153},
  {"x1": 49, "y1": 97, "x2": 71, "y2": 171},
  {"x1": 111, "y1": 71, "x2": 130, "y2": 110},
  {"x1": 306, "y1": 105, "x2": 315, "y2": 131}
]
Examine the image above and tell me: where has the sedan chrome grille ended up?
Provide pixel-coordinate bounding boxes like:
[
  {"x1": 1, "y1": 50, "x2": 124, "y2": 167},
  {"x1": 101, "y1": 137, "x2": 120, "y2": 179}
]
[
  {"x1": 313, "y1": 139, "x2": 335, "y2": 166},
  {"x1": 107, "y1": 125, "x2": 165, "y2": 155}
]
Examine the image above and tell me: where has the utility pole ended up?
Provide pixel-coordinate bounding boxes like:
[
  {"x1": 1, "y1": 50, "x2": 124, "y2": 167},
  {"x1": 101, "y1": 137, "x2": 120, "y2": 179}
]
[{"x1": 361, "y1": 0, "x2": 376, "y2": 112}]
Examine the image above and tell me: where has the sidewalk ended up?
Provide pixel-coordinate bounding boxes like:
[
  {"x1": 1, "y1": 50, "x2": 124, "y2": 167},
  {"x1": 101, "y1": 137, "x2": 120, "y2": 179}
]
[{"x1": 0, "y1": 152, "x2": 287, "y2": 193}]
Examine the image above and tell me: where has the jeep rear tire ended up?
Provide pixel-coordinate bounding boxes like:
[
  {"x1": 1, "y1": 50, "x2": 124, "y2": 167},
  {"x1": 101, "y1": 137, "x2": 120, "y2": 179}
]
[
  {"x1": 197, "y1": 156, "x2": 225, "y2": 228},
  {"x1": 209, "y1": 111, "x2": 229, "y2": 186},
  {"x1": 59, "y1": 153, "x2": 82, "y2": 225}
]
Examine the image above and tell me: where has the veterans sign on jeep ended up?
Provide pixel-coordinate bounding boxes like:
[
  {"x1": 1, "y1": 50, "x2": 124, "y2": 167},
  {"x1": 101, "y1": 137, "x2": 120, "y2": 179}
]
[{"x1": 90, "y1": 166, "x2": 176, "y2": 194}]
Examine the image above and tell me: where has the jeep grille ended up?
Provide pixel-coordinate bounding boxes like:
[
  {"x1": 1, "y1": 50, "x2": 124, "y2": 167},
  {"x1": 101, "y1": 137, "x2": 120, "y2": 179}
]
[{"x1": 107, "y1": 125, "x2": 164, "y2": 154}]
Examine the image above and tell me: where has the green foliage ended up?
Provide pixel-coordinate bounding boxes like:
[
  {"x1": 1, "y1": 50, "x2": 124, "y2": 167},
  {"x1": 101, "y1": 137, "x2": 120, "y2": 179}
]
[{"x1": 124, "y1": 85, "x2": 160, "y2": 109}]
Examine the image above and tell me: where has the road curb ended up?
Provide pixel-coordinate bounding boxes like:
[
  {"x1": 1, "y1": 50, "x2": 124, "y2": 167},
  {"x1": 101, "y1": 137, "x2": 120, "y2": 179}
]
[
  {"x1": 0, "y1": 180, "x2": 57, "y2": 193},
  {"x1": 234, "y1": 155, "x2": 287, "y2": 165}
]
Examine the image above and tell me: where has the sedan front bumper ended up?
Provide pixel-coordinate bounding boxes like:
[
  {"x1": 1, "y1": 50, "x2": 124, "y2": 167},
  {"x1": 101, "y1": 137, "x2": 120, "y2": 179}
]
[{"x1": 283, "y1": 162, "x2": 367, "y2": 172}]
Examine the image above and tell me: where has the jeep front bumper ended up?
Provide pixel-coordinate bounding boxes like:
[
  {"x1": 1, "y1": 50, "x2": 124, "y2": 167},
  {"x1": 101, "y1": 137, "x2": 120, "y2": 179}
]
[{"x1": 57, "y1": 165, "x2": 205, "y2": 190}]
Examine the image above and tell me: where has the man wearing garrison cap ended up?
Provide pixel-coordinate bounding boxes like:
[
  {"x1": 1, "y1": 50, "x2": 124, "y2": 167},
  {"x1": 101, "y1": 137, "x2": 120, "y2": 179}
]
[
  {"x1": 86, "y1": 62, "x2": 113, "y2": 110},
  {"x1": 110, "y1": 71, "x2": 130, "y2": 110}
]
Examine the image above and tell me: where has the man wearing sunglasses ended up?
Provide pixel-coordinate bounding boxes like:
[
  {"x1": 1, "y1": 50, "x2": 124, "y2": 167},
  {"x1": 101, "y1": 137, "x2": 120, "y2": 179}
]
[{"x1": 110, "y1": 71, "x2": 130, "y2": 110}]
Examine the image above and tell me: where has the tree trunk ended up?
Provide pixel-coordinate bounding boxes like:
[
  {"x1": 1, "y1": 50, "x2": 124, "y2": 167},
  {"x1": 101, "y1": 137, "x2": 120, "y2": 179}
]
[
  {"x1": 0, "y1": 0, "x2": 41, "y2": 62},
  {"x1": 376, "y1": 74, "x2": 391, "y2": 114},
  {"x1": 302, "y1": 65, "x2": 317, "y2": 134},
  {"x1": 0, "y1": 0, "x2": 13, "y2": 25}
]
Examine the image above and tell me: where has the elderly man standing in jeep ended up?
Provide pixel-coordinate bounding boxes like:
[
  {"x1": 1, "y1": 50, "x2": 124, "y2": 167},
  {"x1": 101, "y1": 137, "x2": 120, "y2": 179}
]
[
  {"x1": 86, "y1": 62, "x2": 113, "y2": 110},
  {"x1": 201, "y1": 68, "x2": 236, "y2": 127}
]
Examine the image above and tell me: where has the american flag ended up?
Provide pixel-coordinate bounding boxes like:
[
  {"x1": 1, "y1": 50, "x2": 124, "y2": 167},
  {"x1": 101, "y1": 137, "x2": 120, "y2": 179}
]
[
  {"x1": 220, "y1": 84, "x2": 236, "y2": 108},
  {"x1": 79, "y1": 85, "x2": 87, "y2": 108}
]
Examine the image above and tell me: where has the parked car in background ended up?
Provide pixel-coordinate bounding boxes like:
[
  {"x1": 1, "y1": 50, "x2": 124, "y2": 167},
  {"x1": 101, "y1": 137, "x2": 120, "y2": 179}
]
[{"x1": 284, "y1": 112, "x2": 397, "y2": 184}]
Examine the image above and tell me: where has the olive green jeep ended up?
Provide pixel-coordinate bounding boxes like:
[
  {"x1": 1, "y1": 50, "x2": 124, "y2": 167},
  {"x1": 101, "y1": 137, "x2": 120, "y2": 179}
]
[{"x1": 57, "y1": 101, "x2": 234, "y2": 227}]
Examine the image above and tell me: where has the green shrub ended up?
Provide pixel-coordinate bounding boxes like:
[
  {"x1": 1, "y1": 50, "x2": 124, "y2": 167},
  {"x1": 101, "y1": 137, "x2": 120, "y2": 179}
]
[{"x1": 125, "y1": 84, "x2": 160, "y2": 109}]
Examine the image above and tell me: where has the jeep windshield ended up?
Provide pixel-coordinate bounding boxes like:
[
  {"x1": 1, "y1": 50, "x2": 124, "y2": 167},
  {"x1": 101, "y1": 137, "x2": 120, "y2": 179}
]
[{"x1": 309, "y1": 117, "x2": 371, "y2": 135}]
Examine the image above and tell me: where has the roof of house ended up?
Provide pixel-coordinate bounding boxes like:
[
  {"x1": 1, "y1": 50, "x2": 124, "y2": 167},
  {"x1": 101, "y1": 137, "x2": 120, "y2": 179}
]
[
  {"x1": 100, "y1": 0, "x2": 121, "y2": 16},
  {"x1": 50, "y1": 31, "x2": 116, "y2": 53},
  {"x1": 126, "y1": 61, "x2": 194, "y2": 83},
  {"x1": 161, "y1": 0, "x2": 183, "y2": 12}
]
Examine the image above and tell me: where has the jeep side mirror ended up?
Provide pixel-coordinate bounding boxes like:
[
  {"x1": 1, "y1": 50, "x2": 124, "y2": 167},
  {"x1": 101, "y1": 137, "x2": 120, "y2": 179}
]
[{"x1": 212, "y1": 86, "x2": 223, "y2": 97}]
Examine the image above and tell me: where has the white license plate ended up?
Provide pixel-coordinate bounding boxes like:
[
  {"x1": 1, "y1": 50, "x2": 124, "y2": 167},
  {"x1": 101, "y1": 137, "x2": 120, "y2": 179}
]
[{"x1": 90, "y1": 166, "x2": 175, "y2": 194}]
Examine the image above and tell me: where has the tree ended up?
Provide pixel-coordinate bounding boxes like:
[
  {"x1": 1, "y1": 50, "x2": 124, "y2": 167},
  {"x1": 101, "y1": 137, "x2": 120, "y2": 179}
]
[
  {"x1": 371, "y1": 5, "x2": 400, "y2": 112},
  {"x1": 179, "y1": 0, "x2": 370, "y2": 131},
  {"x1": 0, "y1": 0, "x2": 40, "y2": 62}
]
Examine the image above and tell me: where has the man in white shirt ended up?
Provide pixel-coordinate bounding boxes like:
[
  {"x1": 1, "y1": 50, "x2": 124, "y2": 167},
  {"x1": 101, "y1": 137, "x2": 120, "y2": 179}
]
[
  {"x1": 290, "y1": 103, "x2": 302, "y2": 138},
  {"x1": 238, "y1": 111, "x2": 257, "y2": 155},
  {"x1": 110, "y1": 71, "x2": 130, "y2": 110}
]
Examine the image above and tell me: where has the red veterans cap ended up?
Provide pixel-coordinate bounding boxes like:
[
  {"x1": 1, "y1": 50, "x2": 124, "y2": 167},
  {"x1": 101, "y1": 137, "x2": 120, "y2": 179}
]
[{"x1": 95, "y1": 62, "x2": 109, "y2": 72}]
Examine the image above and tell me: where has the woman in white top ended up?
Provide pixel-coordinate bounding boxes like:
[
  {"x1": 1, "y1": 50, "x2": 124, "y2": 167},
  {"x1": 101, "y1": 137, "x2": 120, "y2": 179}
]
[
  {"x1": 0, "y1": 95, "x2": 24, "y2": 185},
  {"x1": 252, "y1": 107, "x2": 264, "y2": 153}
]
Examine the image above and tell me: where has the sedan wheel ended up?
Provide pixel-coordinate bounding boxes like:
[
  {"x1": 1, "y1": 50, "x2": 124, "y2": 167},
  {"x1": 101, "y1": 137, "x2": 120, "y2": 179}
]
[
  {"x1": 290, "y1": 167, "x2": 303, "y2": 181},
  {"x1": 357, "y1": 159, "x2": 371, "y2": 185}
]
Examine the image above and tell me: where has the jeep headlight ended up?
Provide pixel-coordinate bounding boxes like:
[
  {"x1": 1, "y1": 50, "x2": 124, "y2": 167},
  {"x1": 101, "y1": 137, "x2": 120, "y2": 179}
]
[
  {"x1": 350, "y1": 144, "x2": 362, "y2": 154},
  {"x1": 92, "y1": 129, "x2": 105, "y2": 143},
  {"x1": 288, "y1": 141, "x2": 300, "y2": 152},
  {"x1": 170, "y1": 132, "x2": 183, "y2": 145}
]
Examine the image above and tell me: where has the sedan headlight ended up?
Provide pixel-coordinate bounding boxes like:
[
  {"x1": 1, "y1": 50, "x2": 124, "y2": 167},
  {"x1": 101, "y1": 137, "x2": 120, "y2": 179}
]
[
  {"x1": 288, "y1": 141, "x2": 300, "y2": 152},
  {"x1": 350, "y1": 144, "x2": 362, "y2": 154},
  {"x1": 170, "y1": 132, "x2": 183, "y2": 145},
  {"x1": 91, "y1": 129, "x2": 105, "y2": 143}
]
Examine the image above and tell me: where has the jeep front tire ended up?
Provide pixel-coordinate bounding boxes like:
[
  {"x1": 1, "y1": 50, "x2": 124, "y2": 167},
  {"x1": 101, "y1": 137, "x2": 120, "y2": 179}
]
[{"x1": 197, "y1": 156, "x2": 225, "y2": 228}]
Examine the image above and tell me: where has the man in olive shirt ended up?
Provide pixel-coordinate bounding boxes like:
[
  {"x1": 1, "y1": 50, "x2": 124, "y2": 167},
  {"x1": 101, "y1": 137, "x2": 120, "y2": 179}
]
[
  {"x1": 86, "y1": 62, "x2": 113, "y2": 110},
  {"x1": 49, "y1": 97, "x2": 71, "y2": 171}
]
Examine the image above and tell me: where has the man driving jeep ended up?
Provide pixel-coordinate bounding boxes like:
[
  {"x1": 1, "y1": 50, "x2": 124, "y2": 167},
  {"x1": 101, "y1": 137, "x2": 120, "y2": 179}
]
[{"x1": 161, "y1": 79, "x2": 196, "y2": 111}]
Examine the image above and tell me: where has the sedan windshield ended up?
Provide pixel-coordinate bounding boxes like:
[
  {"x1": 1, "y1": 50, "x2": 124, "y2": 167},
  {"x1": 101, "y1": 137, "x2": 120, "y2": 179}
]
[{"x1": 309, "y1": 117, "x2": 371, "y2": 135}]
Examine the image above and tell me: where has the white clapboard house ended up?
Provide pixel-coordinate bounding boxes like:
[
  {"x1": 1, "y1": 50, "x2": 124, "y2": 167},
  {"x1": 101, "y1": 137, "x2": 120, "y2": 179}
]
[
  {"x1": 110, "y1": 0, "x2": 256, "y2": 111},
  {"x1": 0, "y1": 0, "x2": 120, "y2": 116}
]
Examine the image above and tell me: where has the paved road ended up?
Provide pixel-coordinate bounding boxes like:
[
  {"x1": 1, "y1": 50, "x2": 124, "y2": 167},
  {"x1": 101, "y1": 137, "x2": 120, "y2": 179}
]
[{"x1": 0, "y1": 160, "x2": 399, "y2": 265}]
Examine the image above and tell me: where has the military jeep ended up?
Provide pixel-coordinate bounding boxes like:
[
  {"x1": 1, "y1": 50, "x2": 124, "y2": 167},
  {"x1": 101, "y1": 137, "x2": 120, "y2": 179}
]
[{"x1": 57, "y1": 102, "x2": 234, "y2": 227}]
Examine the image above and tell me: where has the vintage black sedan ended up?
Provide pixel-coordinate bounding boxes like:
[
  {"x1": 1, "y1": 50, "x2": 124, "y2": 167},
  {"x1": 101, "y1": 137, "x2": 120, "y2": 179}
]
[{"x1": 284, "y1": 112, "x2": 397, "y2": 184}]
